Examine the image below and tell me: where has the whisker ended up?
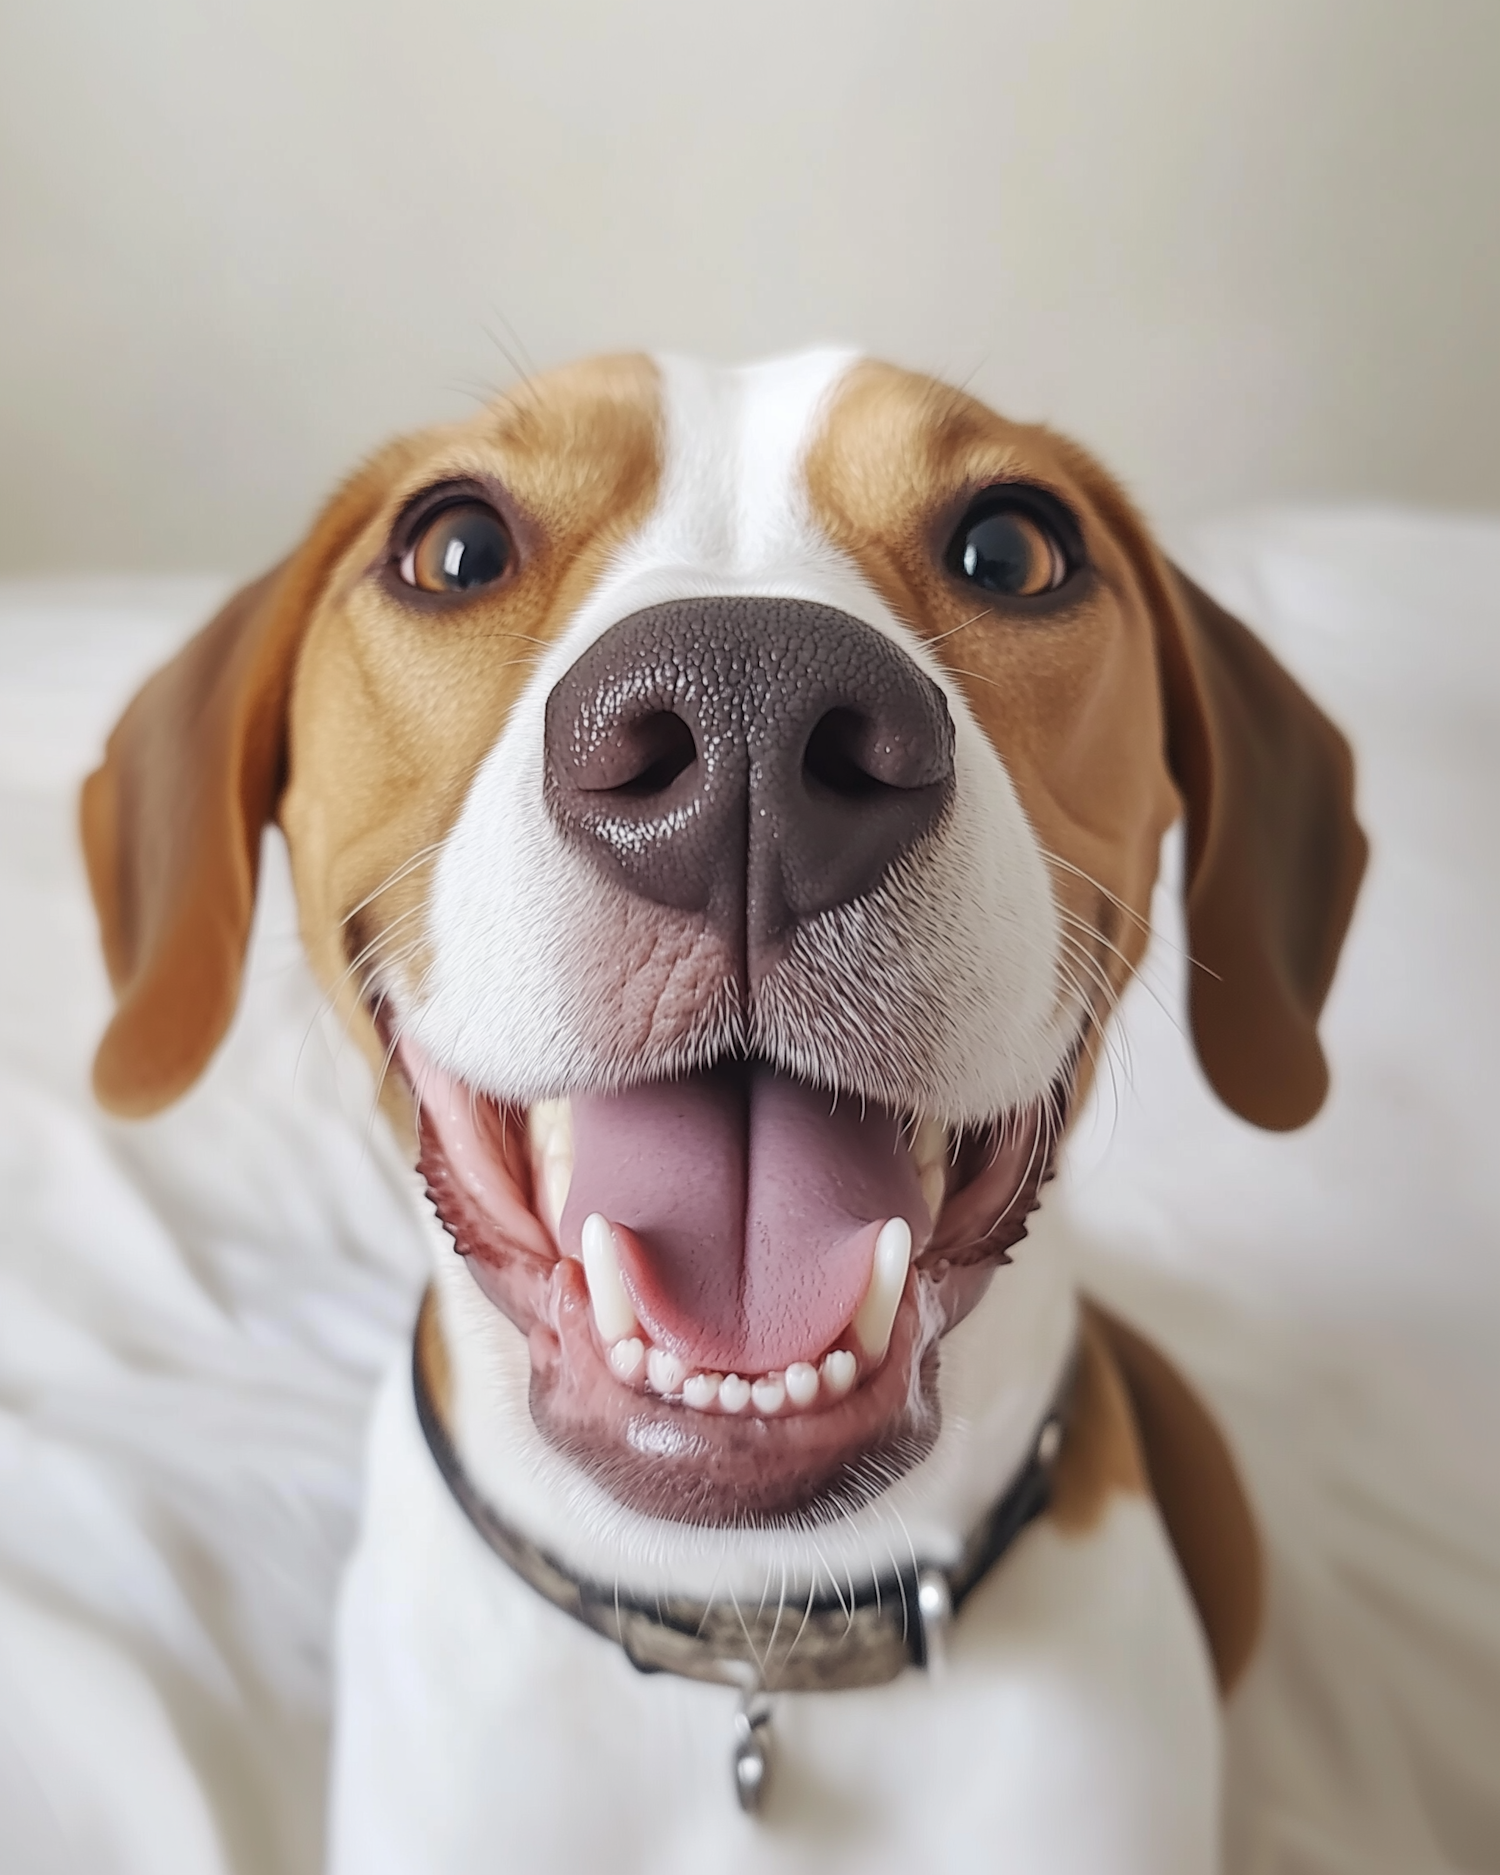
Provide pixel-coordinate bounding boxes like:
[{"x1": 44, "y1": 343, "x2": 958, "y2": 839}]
[
  {"x1": 340, "y1": 843, "x2": 446, "y2": 928},
  {"x1": 1052, "y1": 922, "x2": 1137, "y2": 1122},
  {"x1": 294, "y1": 912, "x2": 428, "y2": 1091},
  {"x1": 923, "y1": 607, "x2": 991, "y2": 649},
  {"x1": 300, "y1": 908, "x2": 428, "y2": 1058},
  {"x1": 1056, "y1": 906, "x2": 1185, "y2": 1045}
]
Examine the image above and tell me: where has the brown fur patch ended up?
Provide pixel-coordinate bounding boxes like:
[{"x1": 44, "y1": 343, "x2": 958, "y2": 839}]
[
  {"x1": 83, "y1": 441, "x2": 426, "y2": 1115},
  {"x1": 280, "y1": 354, "x2": 664, "y2": 1129},
  {"x1": 415, "y1": 1286, "x2": 453, "y2": 1427},
  {"x1": 1050, "y1": 1304, "x2": 1263, "y2": 1695},
  {"x1": 1090, "y1": 1305, "x2": 1264, "y2": 1695},
  {"x1": 803, "y1": 359, "x2": 1363, "y2": 1127},
  {"x1": 1048, "y1": 1309, "x2": 1151, "y2": 1531}
]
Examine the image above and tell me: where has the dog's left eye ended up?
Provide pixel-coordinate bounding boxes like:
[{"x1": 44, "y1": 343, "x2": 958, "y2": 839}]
[
  {"x1": 947, "y1": 495, "x2": 1071, "y2": 598},
  {"x1": 400, "y1": 502, "x2": 512, "y2": 594}
]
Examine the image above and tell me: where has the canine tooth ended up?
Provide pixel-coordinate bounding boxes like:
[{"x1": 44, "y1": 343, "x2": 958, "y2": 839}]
[
  {"x1": 530, "y1": 1098, "x2": 575, "y2": 1230},
  {"x1": 683, "y1": 1371, "x2": 722, "y2": 1411},
  {"x1": 913, "y1": 1117, "x2": 948, "y2": 1227},
  {"x1": 543, "y1": 1164, "x2": 571, "y2": 1236},
  {"x1": 646, "y1": 1347, "x2": 686, "y2": 1396},
  {"x1": 821, "y1": 1350, "x2": 857, "y2": 1396},
  {"x1": 581, "y1": 1213, "x2": 640, "y2": 1344},
  {"x1": 608, "y1": 1337, "x2": 645, "y2": 1381},
  {"x1": 718, "y1": 1374, "x2": 751, "y2": 1414},
  {"x1": 751, "y1": 1374, "x2": 786, "y2": 1415},
  {"x1": 784, "y1": 1361, "x2": 820, "y2": 1408},
  {"x1": 852, "y1": 1217, "x2": 912, "y2": 1363}
]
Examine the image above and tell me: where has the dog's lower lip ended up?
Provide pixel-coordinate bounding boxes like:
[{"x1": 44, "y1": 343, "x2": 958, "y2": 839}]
[{"x1": 528, "y1": 1248, "x2": 946, "y2": 1522}]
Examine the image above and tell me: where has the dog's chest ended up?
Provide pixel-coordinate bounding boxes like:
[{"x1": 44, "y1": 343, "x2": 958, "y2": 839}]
[{"x1": 329, "y1": 1363, "x2": 1221, "y2": 1875}]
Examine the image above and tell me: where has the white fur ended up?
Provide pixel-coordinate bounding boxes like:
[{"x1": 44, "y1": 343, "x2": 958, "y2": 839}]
[
  {"x1": 331, "y1": 1296, "x2": 1220, "y2": 1875},
  {"x1": 331, "y1": 354, "x2": 1222, "y2": 1872}
]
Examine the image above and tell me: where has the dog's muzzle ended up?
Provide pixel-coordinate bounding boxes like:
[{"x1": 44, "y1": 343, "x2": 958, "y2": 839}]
[
  {"x1": 543, "y1": 596, "x2": 956, "y2": 985},
  {"x1": 406, "y1": 594, "x2": 1072, "y2": 1528}
]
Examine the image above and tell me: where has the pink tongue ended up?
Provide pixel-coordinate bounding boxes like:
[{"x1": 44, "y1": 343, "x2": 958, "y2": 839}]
[{"x1": 559, "y1": 1067, "x2": 926, "y2": 1374}]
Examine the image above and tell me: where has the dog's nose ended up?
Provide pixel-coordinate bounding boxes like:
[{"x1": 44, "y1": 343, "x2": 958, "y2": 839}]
[{"x1": 544, "y1": 597, "x2": 955, "y2": 982}]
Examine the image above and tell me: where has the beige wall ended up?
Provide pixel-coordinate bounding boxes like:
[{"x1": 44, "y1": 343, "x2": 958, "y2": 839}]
[{"x1": 2, "y1": 0, "x2": 1496, "y2": 573}]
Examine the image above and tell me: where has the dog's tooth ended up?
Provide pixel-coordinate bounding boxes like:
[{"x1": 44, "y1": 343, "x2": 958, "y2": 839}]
[
  {"x1": 543, "y1": 1163, "x2": 572, "y2": 1237},
  {"x1": 529, "y1": 1096, "x2": 569, "y2": 1159},
  {"x1": 718, "y1": 1374, "x2": 751, "y2": 1414},
  {"x1": 821, "y1": 1349, "x2": 857, "y2": 1396},
  {"x1": 784, "y1": 1361, "x2": 820, "y2": 1408},
  {"x1": 852, "y1": 1217, "x2": 912, "y2": 1364},
  {"x1": 581, "y1": 1213, "x2": 640, "y2": 1345},
  {"x1": 913, "y1": 1117, "x2": 948, "y2": 1228},
  {"x1": 530, "y1": 1098, "x2": 575, "y2": 1232},
  {"x1": 682, "y1": 1371, "x2": 722, "y2": 1411},
  {"x1": 608, "y1": 1337, "x2": 645, "y2": 1381},
  {"x1": 646, "y1": 1347, "x2": 686, "y2": 1396},
  {"x1": 751, "y1": 1374, "x2": 786, "y2": 1415}
]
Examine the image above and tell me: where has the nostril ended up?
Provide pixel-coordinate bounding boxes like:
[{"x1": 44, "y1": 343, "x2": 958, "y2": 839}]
[
  {"x1": 585, "y1": 710, "x2": 698, "y2": 798},
  {"x1": 546, "y1": 598, "x2": 955, "y2": 938},
  {"x1": 802, "y1": 709, "x2": 892, "y2": 801}
]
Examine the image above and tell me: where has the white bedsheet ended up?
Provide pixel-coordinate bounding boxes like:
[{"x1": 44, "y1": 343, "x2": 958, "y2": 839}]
[{"x1": 0, "y1": 512, "x2": 1496, "y2": 1874}]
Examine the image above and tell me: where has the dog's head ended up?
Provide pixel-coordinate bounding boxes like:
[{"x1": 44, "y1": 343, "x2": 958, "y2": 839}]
[{"x1": 83, "y1": 353, "x2": 1364, "y2": 1529}]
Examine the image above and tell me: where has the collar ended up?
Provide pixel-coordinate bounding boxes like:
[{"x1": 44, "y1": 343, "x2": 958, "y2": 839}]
[{"x1": 412, "y1": 1287, "x2": 1075, "y2": 1699}]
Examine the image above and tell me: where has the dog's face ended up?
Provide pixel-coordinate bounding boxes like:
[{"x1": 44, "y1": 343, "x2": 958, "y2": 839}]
[{"x1": 82, "y1": 353, "x2": 1364, "y2": 1530}]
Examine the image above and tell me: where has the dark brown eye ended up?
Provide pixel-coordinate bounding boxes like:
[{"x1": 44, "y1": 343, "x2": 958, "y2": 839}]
[
  {"x1": 400, "y1": 501, "x2": 512, "y2": 594},
  {"x1": 948, "y1": 500, "x2": 1069, "y2": 598}
]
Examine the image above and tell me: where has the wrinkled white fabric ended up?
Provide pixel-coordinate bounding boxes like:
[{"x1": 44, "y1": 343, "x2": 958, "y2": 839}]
[{"x1": 0, "y1": 513, "x2": 1496, "y2": 1873}]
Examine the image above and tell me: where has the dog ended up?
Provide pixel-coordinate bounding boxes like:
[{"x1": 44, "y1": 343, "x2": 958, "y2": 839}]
[{"x1": 80, "y1": 350, "x2": 1365, "y2": 1873}]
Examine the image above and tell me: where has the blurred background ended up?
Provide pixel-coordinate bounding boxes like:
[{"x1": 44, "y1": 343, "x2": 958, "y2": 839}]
[{"x1": 2, "y1": 0, "x2": 1497, "y2": 574}]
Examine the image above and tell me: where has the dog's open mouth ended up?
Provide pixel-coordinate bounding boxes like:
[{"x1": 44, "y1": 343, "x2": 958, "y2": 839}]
[{"x1": 406, "y1": 1043, "x2": 1065, "y2": 1524}]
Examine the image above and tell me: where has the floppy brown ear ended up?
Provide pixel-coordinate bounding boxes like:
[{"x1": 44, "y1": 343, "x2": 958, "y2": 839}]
[
  {"x1": 81, "y1": 464, "x2": 391, "y2": 1117},
  {"x1": 1156, "y1": 567, "x2": 1367, "y2": 1130}
]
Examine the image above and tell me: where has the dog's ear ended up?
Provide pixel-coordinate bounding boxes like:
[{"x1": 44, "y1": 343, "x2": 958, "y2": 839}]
[
  {"x1": 81, "y1": 462, "x2": 392, "y2": 1117},
  {"x1": 1155, "y1": 566, "x2": 1367, "y2": 1130}
]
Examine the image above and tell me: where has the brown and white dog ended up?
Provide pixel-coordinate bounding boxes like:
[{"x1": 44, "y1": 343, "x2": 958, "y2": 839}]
[{"x1": 81, "y1": 351, "x2": 1365, "y2": 1873}]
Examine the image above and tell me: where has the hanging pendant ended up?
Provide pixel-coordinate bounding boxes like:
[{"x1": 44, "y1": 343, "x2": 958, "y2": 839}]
[{"x1": 732, "y1": 1688, "x2": 775, "y2": 1813}]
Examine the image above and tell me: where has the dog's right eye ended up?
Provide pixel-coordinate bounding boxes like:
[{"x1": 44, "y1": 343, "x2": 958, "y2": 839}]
[{"x1": 400, "y1": 502, "x2": 512, "y2": 594}]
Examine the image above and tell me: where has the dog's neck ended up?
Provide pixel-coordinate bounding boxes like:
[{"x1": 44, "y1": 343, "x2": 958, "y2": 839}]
[{"x1": 417, "y1": 1180, "x2": 1077, "y2": 1605}]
